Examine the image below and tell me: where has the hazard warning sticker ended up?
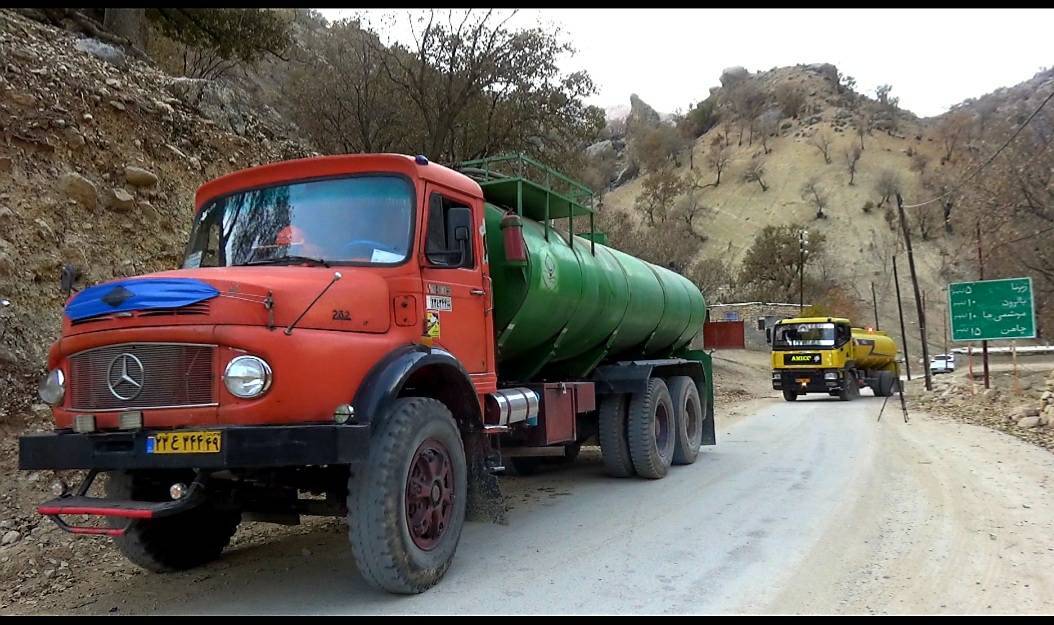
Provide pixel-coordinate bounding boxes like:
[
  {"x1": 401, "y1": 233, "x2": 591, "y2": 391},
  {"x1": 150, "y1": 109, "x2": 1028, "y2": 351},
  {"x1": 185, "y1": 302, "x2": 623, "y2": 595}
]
[{"x1": 424, "y1": 312, "x2": 441, "y2": 339}]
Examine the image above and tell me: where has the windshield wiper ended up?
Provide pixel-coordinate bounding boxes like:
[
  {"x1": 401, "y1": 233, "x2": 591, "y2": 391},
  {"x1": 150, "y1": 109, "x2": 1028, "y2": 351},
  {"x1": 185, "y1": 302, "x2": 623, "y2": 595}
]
[{"x1": 244, "y1": 255, "x2": 331, "y2": 268}]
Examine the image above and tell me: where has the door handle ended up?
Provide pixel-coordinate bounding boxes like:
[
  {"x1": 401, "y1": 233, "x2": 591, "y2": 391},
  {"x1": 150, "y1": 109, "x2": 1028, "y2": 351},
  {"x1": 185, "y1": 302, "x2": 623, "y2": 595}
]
[{"x1": 470, "y1": 288, "x2": 486, "y2": 296}]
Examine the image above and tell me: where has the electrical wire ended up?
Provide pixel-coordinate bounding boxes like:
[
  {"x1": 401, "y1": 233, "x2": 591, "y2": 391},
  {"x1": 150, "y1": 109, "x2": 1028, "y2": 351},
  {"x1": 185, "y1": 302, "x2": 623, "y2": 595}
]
[{"x1": 901, "y1": 78, "x2": 1054, "y2": 209}]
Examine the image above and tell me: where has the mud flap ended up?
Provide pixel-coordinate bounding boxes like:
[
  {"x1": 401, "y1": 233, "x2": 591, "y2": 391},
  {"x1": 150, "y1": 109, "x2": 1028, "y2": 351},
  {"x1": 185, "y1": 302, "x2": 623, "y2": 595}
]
[{"x1": 463, "y1": 431, "x2": 508, "y2": 525}]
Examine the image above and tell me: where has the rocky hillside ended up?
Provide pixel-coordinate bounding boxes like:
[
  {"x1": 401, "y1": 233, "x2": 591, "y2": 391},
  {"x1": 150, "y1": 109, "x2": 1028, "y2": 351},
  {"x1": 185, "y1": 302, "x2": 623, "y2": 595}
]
[
  {"x1": 592, "y1": 63, "x2": 979, "y2": 357},
  {"x1": 0, "y1": 10, "x2": 314, "y2": 419}
]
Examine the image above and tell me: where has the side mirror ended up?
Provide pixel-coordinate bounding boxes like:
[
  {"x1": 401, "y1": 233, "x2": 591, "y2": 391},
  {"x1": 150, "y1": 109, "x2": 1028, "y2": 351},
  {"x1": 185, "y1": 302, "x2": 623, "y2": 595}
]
[
  {"x1": 766, "y1": 328, "x2": 771, "y2": 344},
  {"x1": 446, "y1": 206, "x2": 472, "y2": 267}
]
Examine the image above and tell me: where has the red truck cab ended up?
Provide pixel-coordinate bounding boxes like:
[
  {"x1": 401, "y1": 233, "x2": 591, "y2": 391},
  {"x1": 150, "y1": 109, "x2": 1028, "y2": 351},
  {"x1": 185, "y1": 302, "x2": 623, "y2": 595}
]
[{"x1": 22, "y1": 154, "x2": 499, "y2": 593}]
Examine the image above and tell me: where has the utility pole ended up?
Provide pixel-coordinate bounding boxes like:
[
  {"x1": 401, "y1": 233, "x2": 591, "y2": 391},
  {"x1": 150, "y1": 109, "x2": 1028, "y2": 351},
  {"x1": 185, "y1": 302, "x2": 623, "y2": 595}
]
[
  {"x1": 943, "y1": 295, "x2": 948, "y2": 357},
  {"x1": 799, "y1": 229, "x2": 808, "y2": 313},
  {"x1": 976, "y1": 219, "x2": 990, "y2": 389},
  {"x1": 897, "y1": 192, "x2": 931, "y2": 391},
  {"x1": 893, "y1": 255, "x2": 911, "y2": 380},
  {"x1": 871, "y1": 281, "x2": 880, "y2": 330},
  {"x1": 922, "y1": 290, "x2": 930, "y2": 359}
]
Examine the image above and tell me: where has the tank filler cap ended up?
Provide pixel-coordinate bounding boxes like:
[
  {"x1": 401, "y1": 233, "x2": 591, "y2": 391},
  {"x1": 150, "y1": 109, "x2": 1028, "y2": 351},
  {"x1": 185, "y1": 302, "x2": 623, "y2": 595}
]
[{"x1": 415, "y1": 155, "x2": 429, "y2": 166}]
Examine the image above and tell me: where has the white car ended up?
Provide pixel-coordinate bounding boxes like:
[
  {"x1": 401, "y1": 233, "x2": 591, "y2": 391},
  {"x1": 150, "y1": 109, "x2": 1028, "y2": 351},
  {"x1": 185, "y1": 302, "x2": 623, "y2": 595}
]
[{"x1": 930, "y1": 353, "x2": 955, "y2": 374}]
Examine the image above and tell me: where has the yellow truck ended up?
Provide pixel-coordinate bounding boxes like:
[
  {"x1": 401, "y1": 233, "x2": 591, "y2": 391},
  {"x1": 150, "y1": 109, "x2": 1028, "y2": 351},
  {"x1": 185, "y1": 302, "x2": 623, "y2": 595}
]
[{"x1": 770, "y1": 317, "x2": 900, "y2": 401}]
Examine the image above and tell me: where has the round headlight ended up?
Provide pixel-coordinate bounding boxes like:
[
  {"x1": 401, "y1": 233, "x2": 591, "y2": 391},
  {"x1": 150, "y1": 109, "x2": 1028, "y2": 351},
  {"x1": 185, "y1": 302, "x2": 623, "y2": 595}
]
[
  {"x1": 38, "y1": 368, "x2": 65, "y2": 406},
  {"x1": 223, "y1": 356, "x2": 272, "y2": 399}
]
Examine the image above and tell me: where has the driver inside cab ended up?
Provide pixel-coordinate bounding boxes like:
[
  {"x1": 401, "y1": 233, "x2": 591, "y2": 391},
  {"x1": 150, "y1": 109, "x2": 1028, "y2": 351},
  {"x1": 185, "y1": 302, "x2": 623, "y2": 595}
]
[{"x1": 274, "y1": 224, "x2": 324, "y2": 259}]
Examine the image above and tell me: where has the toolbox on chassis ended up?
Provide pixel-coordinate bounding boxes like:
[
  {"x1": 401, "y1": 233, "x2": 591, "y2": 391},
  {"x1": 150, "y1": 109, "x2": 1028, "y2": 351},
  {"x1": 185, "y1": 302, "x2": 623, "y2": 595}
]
[{"x1": 19, "y1": 153, "x2": 715, "y2": 594}]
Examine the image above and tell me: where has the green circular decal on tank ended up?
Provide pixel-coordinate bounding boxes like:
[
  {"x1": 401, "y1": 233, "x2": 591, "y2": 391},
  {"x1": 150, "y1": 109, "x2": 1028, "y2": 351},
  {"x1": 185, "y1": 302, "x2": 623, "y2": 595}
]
[{"x1": 541, "y1": 250, "x2": 558, "y2": 290}]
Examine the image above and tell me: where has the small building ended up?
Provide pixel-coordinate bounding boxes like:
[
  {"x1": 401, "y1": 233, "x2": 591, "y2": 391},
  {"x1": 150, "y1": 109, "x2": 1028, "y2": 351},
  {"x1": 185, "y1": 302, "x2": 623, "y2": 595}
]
[{"x1": 705, "y1": 302, "x2": 807, "y2": 351}]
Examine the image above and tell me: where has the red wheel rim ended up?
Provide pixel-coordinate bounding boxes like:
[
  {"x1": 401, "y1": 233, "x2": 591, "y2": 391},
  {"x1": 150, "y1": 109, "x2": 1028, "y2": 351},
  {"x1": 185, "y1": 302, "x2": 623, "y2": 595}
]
[{"x1": 405, "y1": 438, "x2": 455, "y2": 551}]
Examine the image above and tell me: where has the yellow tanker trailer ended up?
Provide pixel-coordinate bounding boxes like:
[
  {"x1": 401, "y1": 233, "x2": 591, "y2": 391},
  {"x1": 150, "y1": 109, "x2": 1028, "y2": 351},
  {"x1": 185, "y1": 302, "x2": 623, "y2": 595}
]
[{"x1": 769, "y1": 317, "x2": 900, "y2": 401}]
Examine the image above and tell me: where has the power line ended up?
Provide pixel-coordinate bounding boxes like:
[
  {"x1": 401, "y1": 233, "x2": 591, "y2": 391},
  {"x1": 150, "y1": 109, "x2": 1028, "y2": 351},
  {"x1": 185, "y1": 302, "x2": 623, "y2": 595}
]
[{"x1": 901, "y1": 78, "x2": 1054, "y2": 210}]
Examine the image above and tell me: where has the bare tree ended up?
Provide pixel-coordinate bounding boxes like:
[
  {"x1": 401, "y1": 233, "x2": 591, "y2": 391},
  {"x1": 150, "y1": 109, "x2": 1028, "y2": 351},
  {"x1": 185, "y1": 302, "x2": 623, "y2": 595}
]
[
  {"x1": 853, "y1": 111, "x2": 870, "y2": 151},
  {"x1": 810, "y1": 131, "x2": 833, "y2": 164},
  {"x1": 635, "y1": 167, "x2": 689, "y2": 226},
  {"x1": 844, "y1": 144, "x2": 862, "y2": 185},
  {"x1": 874, "y1": 168, "x2": 901, "y2": 208},
  {"x1": 800, "y1": 176, "x2": 829, "y2": 219},
  {"x1": 874, "y1": 84, "x2": 900, "y2": 134},
  {"x1": 742, "y1": 154, "x2": 768, "y2": 192},
  {"x1": 727, "y1": 79, "x2": 766, "y2": 146},
  {"x1": 910, "y1": 152, "x2": 930, "y2": 175},
  {"x1": 671, "y1": 186, "x2": 709, "y2": 242},
  {"x1": 757, "y1": 109, "x2": 781, "y2": 154},
  {"x1": 909, "y1": 203, "x2": 936, "y2": 240},
  {"x1": 704, "y1": 137, "x2": 732, "y2": 187},
  {"x1": 934, "y1": 109, "x2": 973, "y2": 164}
]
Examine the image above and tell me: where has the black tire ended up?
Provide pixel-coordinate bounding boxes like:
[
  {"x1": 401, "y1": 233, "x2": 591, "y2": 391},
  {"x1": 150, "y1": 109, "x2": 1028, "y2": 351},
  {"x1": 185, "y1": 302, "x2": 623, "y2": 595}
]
[
  {"x1": 627, "y1": 378, "x2": 676, "y2": 479},
  {"x1": 106, "y1": 472, "x2": 240, "y2": 573},
  {"x1": 838, "y1": 372, "x2": 860, "y2": 401},
  {"x1": 877, "y1": 371, "x2": 896, "y2": 397},
  {"x1": 783, "y1": 389, "x2": 798, "y2": 401},
  {"x1": 347, "y1": 397, "x2": 467, "y2": 594},
  {"x1": 668, "y1": 376, "x2": 703, "y2": 465},
  {"x1": 598, "y1": 394, "x2": 635, "y2": 477}
]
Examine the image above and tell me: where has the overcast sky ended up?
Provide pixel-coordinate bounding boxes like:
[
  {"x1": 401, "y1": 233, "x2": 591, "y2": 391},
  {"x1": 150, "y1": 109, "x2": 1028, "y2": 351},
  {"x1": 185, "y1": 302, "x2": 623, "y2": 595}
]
[{"x1": 316, "y1": 8, "x2": 1052, "y2": 118}]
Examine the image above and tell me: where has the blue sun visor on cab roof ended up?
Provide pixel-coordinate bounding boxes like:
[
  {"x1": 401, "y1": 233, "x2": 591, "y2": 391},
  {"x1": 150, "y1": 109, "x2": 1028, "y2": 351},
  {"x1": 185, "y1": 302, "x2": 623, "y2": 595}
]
[{"x1": 65, "y1": 278, "x2": 220, "y2": 322}]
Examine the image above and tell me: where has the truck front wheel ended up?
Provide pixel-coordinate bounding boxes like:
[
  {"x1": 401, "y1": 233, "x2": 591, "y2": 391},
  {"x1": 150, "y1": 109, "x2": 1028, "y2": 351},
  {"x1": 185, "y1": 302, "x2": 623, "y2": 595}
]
[
  {"x1": 627, "y1": 378, "x2": 676, "y2": 479},
  {"x1": 106, "y1": 471, "x2": 240, "y2": 573},
  {"x1": 347, "y1": 397, "x2": 467, "y2": 594},
  {"x1": 783, "y1": 389, "x2": 798, "y2": 401},
  {"x1": 838, "y1": 373, "x2": 861, "y2": 401}
]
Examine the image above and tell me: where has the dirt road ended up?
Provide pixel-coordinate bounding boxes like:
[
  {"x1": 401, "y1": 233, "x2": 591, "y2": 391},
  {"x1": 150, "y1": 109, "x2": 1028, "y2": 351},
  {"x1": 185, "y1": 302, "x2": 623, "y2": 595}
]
[{"x1": 15, "y1": 387, "x2": 1054, "y2": 615}]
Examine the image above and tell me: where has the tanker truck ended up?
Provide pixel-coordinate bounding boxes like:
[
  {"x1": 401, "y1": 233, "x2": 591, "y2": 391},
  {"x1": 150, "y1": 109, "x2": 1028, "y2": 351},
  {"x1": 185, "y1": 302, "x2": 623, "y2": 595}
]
[
  {"x1": 770, "y1": 316, "x2": 900, "y2": 401},
  {"x1": 19, "y1": 153, "x2": 713, "y2": 594}
]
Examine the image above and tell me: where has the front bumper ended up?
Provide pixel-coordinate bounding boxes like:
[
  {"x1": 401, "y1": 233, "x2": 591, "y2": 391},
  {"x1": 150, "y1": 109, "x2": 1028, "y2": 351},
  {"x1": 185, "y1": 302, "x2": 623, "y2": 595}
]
[
  {"x1": 19, "y1": 424, "x2": 371, "y2": 471},
  {"x1": 772, "y1": 369, "x2": 843, "y2": 393}
]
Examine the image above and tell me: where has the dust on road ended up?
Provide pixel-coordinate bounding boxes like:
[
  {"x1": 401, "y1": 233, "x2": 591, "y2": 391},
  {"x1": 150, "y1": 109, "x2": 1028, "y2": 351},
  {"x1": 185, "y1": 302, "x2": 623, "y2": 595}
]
[{"x1": 9, "y1": 388, "x2": 1053, "y2": 615}]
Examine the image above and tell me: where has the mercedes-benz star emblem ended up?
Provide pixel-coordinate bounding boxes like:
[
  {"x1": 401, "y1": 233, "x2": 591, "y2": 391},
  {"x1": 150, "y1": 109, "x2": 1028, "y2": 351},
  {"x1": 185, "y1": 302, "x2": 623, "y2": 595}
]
[{"x1": 107, "y1": 353, "x2": 145, "y2": 401}]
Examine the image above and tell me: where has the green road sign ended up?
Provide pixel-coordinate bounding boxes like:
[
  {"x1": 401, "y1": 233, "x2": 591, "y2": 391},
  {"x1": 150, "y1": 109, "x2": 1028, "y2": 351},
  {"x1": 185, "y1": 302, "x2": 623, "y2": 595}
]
[{"x1": 948, "y1": 277, "x2": 1035, "y2": 341}]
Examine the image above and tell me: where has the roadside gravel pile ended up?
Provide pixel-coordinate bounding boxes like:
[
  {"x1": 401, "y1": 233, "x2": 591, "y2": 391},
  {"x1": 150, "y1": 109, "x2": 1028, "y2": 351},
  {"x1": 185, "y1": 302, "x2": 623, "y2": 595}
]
[{"x1": 909, "y1": 367, "x2": 1054, "y2": 452}]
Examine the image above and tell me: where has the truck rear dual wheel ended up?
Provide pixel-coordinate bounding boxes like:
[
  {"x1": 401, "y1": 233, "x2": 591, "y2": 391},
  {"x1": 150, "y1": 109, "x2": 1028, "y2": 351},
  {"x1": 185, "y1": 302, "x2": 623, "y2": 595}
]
[
  {"x1": 628, "y1": 378, "x2": 677, "y2": 479},
  {"x1": 667, "y1": 376, "x2": 703, "y2": 465},
  {"x1": 106, "y1": 471, "x2": 241, "y2": 573},
  {"x1": 875, "y1": 371, "x2": 897, "y2": 397},
  {"x1": 598, "y1": 394, "x2": 635, "y2": 477},
  {"x1": 347, "y1": 397, "x2": 467, "y2": 594}
]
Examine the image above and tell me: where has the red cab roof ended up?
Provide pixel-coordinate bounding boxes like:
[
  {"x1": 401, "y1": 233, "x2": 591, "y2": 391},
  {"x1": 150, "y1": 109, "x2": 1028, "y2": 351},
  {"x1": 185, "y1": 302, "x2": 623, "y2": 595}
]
[{"x1": 193, "y1": 154, "x2": 482, "y2": 212}]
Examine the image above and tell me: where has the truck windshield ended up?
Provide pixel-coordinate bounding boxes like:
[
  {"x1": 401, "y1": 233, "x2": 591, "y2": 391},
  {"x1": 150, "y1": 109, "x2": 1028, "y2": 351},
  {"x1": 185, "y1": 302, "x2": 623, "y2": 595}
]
[
  {"x1": 184, "y1": 175, "x2": 414, "y2": 268},
  {"x1": 773, "y1": 322, "x2": 837, "y2": 348}
]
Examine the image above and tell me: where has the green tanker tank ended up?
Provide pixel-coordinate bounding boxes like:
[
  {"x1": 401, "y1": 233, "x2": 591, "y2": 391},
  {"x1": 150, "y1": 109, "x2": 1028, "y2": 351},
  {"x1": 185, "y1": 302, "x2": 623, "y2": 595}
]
[{"x1": 459, "y1": 155, "x2": 706, "y2": 382}]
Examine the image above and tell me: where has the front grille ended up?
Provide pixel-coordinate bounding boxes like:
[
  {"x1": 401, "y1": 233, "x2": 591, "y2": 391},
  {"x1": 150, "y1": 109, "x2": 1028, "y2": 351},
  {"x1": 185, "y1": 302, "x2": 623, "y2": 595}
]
[{"x1": 68, "y1": 343, "x2": 216, "y2": 411}]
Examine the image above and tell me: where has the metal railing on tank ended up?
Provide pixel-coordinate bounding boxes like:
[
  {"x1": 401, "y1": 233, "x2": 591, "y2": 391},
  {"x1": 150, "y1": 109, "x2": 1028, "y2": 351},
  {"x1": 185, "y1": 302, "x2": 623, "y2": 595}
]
[{"x1": 456, "y1": 153, "x2": 599, "y2": 254}]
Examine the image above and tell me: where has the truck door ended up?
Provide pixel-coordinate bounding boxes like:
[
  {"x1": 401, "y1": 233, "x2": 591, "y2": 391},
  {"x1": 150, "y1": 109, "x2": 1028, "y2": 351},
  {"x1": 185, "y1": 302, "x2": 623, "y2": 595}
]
[{"x1": 419, "y1": 185, "x2": 493, "y2": 374}]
